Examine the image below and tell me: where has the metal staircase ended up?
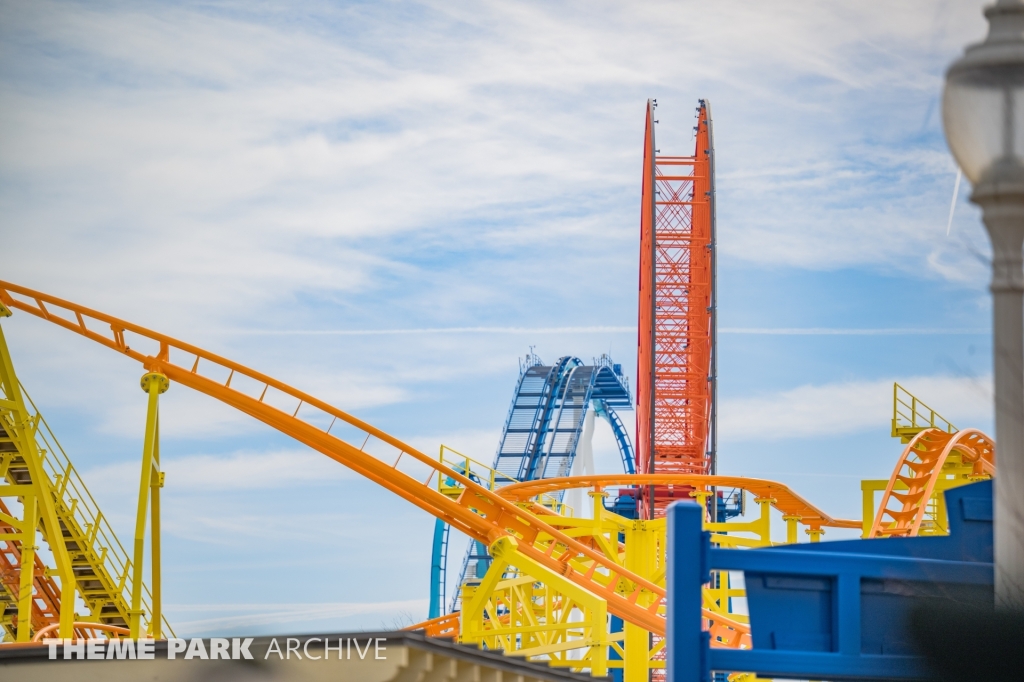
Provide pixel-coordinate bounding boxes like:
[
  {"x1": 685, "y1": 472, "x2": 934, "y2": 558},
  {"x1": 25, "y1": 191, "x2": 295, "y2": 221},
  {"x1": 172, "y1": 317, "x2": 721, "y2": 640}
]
[{"x1": 0, "y1": 382, "x2": 171, "y2": 640}]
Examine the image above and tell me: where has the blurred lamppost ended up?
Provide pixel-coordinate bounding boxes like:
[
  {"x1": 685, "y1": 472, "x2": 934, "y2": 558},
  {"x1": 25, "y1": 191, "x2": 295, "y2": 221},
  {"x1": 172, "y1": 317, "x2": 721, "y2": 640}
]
[{"x1": 943, "y1": 0, "x2": 1024, "y2": 610}]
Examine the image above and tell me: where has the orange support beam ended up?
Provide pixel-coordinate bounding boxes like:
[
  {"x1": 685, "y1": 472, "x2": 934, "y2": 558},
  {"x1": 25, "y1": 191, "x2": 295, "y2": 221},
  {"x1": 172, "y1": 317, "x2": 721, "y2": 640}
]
[
  {"x1": 637, "y1": 100, "x2": 716, "y2": 519},
  {"x1": 497, "y1": 474, "x2": 861, "y2": 531}
]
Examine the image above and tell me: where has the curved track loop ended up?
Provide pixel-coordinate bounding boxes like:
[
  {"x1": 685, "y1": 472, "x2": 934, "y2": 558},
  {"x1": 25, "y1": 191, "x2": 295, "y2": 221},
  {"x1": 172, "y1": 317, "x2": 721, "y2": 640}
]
[
  {"x1": 869, "y1": 427, "x2": 994, "y2": 538},
  {"x1": 0, "y1": 281, "x2": 668, "y2": 636},
  {"x1": 499, "y1": 474, "x2": 860, "y2": 530}
]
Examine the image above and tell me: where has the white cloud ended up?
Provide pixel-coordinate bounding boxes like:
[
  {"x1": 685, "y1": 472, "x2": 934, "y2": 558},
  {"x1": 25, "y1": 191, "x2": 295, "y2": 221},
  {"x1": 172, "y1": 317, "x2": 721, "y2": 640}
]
[
  {"x1": 62, "y1": 363, "x2": 406, "y2": 440},
  {"x1": 0, "y1": 1, "x2": 997, "y2": 450},
  {"x1": 719, "y1": 327, "x2": 986, "y2": 336},
  {"x1": 0, "y1": 0, "x2": 994, "y2": 336},
  {"x1": 84, "y1": 449, "x2": 355, "y2": 494},
  {"x1": 405, "y1": 429, "x2": 502, "y2": 464},
  {"x1": 719, "y1": 375, "x2": 992, "y2": 442}
]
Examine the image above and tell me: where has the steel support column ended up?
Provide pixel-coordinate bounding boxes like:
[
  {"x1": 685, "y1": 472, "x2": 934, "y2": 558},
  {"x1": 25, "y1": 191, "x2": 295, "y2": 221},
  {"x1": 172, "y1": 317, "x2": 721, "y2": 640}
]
[{"x1": 130, "y1": 372, "x2": 167, "y2": 639}]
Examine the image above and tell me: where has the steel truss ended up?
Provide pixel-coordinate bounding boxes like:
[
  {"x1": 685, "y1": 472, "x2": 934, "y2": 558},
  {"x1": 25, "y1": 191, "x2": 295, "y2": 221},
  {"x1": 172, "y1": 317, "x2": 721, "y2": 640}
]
[
  {"x1": 433, "y1": 353, "x2": 635, "y2": 618},
  {"x1": 637, "y1": 99, "x2": 717, "y2": 519}
]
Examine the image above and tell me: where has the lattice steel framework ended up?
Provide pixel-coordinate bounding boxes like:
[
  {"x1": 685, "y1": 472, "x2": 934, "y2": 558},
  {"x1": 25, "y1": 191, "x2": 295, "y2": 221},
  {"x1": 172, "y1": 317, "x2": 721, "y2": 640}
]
[
  {"x1": 435, "y1": 353, "x2": 635, "y2": 618},
  {"x1": 637, "y1": 99, "x2": 717, "y2": 519}
]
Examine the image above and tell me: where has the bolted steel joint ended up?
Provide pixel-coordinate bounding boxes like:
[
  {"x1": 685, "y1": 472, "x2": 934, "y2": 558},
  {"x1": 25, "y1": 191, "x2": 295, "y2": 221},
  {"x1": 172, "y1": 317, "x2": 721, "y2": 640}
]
[{"x1": 140, "y1": 372, "x2": 170, "y2": 395}]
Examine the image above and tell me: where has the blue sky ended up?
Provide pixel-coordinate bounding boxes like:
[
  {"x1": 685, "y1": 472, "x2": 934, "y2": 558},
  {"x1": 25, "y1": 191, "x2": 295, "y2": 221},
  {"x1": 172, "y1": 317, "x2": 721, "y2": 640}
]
[{"x1": 0, "y1": 0, "x2": 998, "y2": 635}]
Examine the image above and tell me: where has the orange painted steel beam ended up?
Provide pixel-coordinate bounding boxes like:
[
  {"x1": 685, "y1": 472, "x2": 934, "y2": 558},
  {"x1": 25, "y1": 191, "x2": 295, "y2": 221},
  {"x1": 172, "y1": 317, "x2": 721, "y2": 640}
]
[
  {"x1": 637, "y1": 100, "x2": 656, "y2": 515},
  {"x1": 0, "y1": 281, "x2": 669, "y2": 636},
  {"x1": 406, "y1": 612, "x2": 460, "y2": 639},
  {"x1": 870, "y1": 427, "x2": 995, "y2": 538},
  {"x1": 497, "y1": 474, "x2": 861, "y2": 530},
  {"x1": 637, "y1": 100, "x2": 715, "y2": 519}
]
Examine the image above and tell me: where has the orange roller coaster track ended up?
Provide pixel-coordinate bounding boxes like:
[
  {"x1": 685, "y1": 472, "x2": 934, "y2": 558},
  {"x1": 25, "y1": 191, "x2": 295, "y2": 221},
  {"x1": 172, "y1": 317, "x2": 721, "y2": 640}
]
[
  {"x1": 870, "y1": 428, "x2": 995, "y2": 538},
  {"x1": 496, "y1": 474, "x2": 860, "y2": 530},
  {"x1": 637, "y1": 99, "x2": 716, "y2": 519},
  {"x1": 0, "y1": 281, "x2": 670, "y2": 636}
]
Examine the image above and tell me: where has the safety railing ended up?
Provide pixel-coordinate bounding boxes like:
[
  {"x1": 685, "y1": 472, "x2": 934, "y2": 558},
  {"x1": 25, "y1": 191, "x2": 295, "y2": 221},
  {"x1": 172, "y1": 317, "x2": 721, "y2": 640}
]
[
  {"x1": 437, "y1": 445, "x2": 569, "y2": 515},
  {"x1": 437, "y1": 445, "x2": 518, "y2": 494},
  {"x1": 892, "y1": 383, "x2": 957, "y2": 443},
  {"x1": 22, "y1": 385, "x2": 174, "y2": 637}
]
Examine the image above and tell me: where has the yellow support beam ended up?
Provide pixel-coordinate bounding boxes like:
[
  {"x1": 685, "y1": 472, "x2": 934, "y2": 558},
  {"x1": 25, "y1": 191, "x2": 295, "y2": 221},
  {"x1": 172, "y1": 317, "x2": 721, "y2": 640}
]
[
  {"x1": 449, "y1": 481, "x2": 812, "y2": 678},
  {"x1": 488, "y1": 535, "x2": 608, "y2": 678},
  {"x1": 130, "y1": 372, "x2": 168, "y2": 640},
  {"x1": 0, "y1": 322, "x2": 77, "y2": 639},
  {"x1": 15, "y1": 493, "x2": 37, "y2": 643},
  {"x1": 623, "y1": 517, "x2": 663, "y2": 682}
]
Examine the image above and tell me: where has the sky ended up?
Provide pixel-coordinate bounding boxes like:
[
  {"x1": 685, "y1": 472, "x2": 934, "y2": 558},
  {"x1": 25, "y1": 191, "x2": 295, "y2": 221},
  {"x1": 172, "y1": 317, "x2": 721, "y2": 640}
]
[{"x1": 0, "y1": 0, "x2": 999, "y2": 636}]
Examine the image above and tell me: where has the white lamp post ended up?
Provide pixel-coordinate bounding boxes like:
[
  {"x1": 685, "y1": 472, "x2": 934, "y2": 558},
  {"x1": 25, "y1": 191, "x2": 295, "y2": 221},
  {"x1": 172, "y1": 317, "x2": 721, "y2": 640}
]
[{"x1": 943, "y1": 0, "x2": 1024, "y2": 611}]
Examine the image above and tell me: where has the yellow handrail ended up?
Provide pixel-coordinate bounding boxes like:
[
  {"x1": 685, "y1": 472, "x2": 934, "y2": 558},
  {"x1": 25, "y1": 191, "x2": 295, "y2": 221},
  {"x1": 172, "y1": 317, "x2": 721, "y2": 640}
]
[{"x1": 892, "y1": 383, "x2": 956, "y2": 443}]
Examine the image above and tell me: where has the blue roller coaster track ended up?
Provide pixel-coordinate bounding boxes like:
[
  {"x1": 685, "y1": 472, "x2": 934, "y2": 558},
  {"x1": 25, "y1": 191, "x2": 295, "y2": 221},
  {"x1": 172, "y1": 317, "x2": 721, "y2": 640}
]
[{"x1": 429, "y1": 353, "x2": 635, "y2": 618}]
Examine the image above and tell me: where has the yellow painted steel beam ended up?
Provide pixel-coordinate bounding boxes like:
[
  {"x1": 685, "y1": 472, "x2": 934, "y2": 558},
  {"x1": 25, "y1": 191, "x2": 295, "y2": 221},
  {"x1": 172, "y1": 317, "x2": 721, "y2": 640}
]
[
  {"x1": 0, "y1": 323, "x2": 77, "y2": 639},
  {"x1": 15, "y1": 493, "x2": 37, "y2": 642},
  {"x1": 1, "y1": 319, "x2": 172, "y2": 641},
  {"x1": 484, "y1": 536, "x2": 608, "y2": 678},
  {"x1": 130, "y1": 372, "x2": 167, "y2": 640},
  {"x1": 448, "y1": 490, "x2": 761, "y2": 678}
]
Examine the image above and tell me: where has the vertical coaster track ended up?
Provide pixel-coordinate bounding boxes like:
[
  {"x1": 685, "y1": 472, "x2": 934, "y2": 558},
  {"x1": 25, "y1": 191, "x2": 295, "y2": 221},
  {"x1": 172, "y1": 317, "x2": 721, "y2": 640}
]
[{"x1": 637, "y1": 99, "x2": 717, "y2": 519}]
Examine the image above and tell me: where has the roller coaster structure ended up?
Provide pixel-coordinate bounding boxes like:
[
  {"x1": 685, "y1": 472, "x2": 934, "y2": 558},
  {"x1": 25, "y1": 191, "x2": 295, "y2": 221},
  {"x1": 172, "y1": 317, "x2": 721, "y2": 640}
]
[
  {"x1": 431, "y1": 353, "x2": 636, "y2": 619},
  {"x1": 0, "y1": 279, "x2": 997, "y2": 680},
  {"x1": 637, "y1": 99, "x2": 717, "y2": 519},
  {"x1": 865, "y1": 384, "x2": 995, "y2": 539},
  {"x1": 0, "y1": 282, "x2": 668, "y2": 640},
  {"x1": 0, "y1": 101, "x2": 998, "y2": 682}
]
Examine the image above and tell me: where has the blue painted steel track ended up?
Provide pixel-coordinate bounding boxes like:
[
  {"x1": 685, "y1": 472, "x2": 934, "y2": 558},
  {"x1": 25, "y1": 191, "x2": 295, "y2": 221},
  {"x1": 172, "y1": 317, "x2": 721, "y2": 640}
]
[{"x1": 428, "y1": 353, "x2": 635, "y2": 618}]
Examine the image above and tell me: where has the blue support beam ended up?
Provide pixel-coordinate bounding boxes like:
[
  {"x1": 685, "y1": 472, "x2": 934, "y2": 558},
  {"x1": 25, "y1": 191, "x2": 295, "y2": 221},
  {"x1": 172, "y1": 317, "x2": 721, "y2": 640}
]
[
  {"x1": 667, "y1": 481, "x2": 994, "y2": 682},
  {"x1": 428, "y1": 518, "x2": 449, "y2": 619}
]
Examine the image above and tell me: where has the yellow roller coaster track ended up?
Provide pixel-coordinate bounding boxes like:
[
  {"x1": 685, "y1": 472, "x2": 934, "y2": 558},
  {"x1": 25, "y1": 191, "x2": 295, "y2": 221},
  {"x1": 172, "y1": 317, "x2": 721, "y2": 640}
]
[{"x1": 0, "y1": 280, "x2": 671, "y2": 636}]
